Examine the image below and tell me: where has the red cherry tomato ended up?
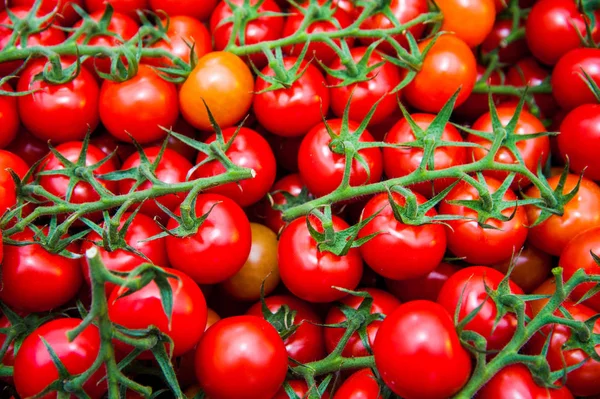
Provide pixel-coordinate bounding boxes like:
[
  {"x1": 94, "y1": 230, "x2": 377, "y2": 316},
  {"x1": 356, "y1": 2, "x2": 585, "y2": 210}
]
[
  {"x1": 404, "y1": 34, "x2": 477, "y2": 113},
  {"x1": 385, "y1": 262, "x2": 460, "y2": 302},
  {"x1": 85, "y1": 0, "x2": 149, "y2": 19},
  {"x1": 108, "y1": 267, "x2": 207, "y2": 357},
  {"x1": 439, "y1": 176, "x2": 528, "y2": 265},
  {"x1": 273, "y1": 380, "x2": 330, "y2": 399},
  {"x1": 332, "y1": 368, "x2": 383, "y2": 399},
  {"x1": 552, "y1": 48, "x2": 600, "y2": 111},
  {"x1": 492, "y1": 245, "x2": 553, "y2": 294},
  {"x1": 263, "y1": 173, "x2": 309, "y2": 234},
  {"x1": 481, "y1": 19, "x2": 530, "y2": 64},
  {"x1": 194, "y1": 127, "x2": 276, "y2": 207},
  {"x1": 558, "y1": 104, "x2": 600, "y2": 181},
  {"x1": 437, "y1": 266, "x2": 531, "y2": 352},
  {"x1": 383, "y1": 112, "x2": 467, "y2": 196},
  {"x1": 0, "y1": 149, "x2": 29, "y2": 215},
  {"x1": 525, "y1": 0, "x2": 600, "y2": 65},
  {"x1": 149, "y1": 0, "x2": 218, "y2": 21},
  {"x1": 506, "y1": 58, "x2": 558, "y2": 118},
  {"x1": 477, "y1": 364, "x2": 574, "y2": 399},
  {"x1": 525, "y1": 175, "x2": 600, "y2": 256},
  {"x1": 358, "y1": 192, "x2": 447, "y2": 280},
  {"x1": 195, "y1": 316, "x2": 288, "y2": 399},
  {"x1": 247, "y1": 295, "x2": 326, "y2": 365},
  {"x1": 5, "y1": 128, "x2": 49, "y2": 167},
  {"x1": 147, "y1": 16, "x2": 212, "y2": 67},
  {"x1": 254, "y1": 57, "x2": 330, "y2": 137},
  {"x1": 373, "y1": 300, "x2": 472, "y2": 399},
  {"x1": 119, "y1": 146, "x2": 193, "y2": 220},
  {"x1": 165, "y1": 193, "x2": 252, "y2": 284},
  {"x1": 325, "y1": 288, "x2": 401, "y2": 357},
  {"x1": 454, "y1": 66, "x2": 503, "y2": 123},
  {"x1": 0, "y1": 84, "x2": 19, "y2": 148},
  {"x1": 99, "y1": 64, "x2": 179, "y2": 144},
  {"x1": 327, "y1": 47, "x2": 402, "y2": 126},
  {"x1": 278, "y1": 215, "x2": 363, "y2": 303},
  {"x1": 11, "y1": 0, "x2": 84, "y2": 26},
  {"x1": 17, "y1": 59, "x2": 100, "y2": 143},
  {"x1": 13, "y1": 318, "x2": 106, "y2": 399},
  {"x1": 298, "y1": 119, "x2": 382, "y2": 198}
]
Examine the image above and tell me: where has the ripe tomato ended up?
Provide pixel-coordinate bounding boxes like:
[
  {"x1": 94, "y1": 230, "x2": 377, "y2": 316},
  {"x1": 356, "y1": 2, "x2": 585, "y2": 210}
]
[
  {"x1": 506, "y1": 58, "x2": 558, "y2": 118},
  {"x1": 273, "y1": 380, "x2": 330, "y2": 399},
  {"x1": 37, "y1": 141, "x2": 118, "y2": 213},
  {"x1": 13, "y1": 318, "x2": 105, "y2": 399},
  {"x1": 404, "y1": 34, "x2": 477, "y2": 112},
  {"x1": 454, "y1": 66, "x2": 503, "y2": 123},
  {"x1": 0, "y1": 316, "x2": 16, "y2": 375},
  {"x1": 11, "y1": 0, "x2": 84, "y2": 26},
  {"x1": 147, "y1": 16, "x2": 212, "y2": 67},
  {"x1": 327, "y1": 47, "x2": 402, "y2": 126},
  {"x1": 17, "y1": 59, "x2": 99, "y2": 143},
  {"x1": 282, "y1": 2, "x2": 354, "y2": 64},
  {"x1": 383, "y1": 112, "x2": 467, "y2": 196},
  {"x1": 481, "y1": 19, "x2": 530, "y2": 64},
  {"x1": 385, "y1": 262, "x2": 460, "y2": 302},
  {"x1": 552, "y1": 48, "x2": 600, "y2": 111},
  {"x1": 0, "y1": 228, "x2": 82, "y2": 312},
  {"x1": 324, "y1": 288, "x2": 400, "y2": 357},
  {"x1": 558, "y1": 104, "x2": 600, "y2": 180},
  {"x1": 529, "y1": 277, "x2": 558, "y2": 316},
  {"x1": 263, "y1": 174, "x2": 309, "y2": 234},
  {"x1": 85, "y1": 0, "x2": 148, "y2": 19},
  {"x1": 357, "y1": 192, "x2": 447, "y2": 280},
  {"x1": 0, "y1": 7, "x2": 65, "y2": 77},
  {"x1": 179, "y1": 51, "x2": 254, "y2": 131},
  {"x1": 439, "y1": 176, "x2": 528, "y2": 265},
  {"x1": 525, "y1": 174, "x2": 600, "y2": 256},
  {"x1": 559, "y1": 226, "x2": 600, "y2": 311},
  {"x1": 165, "y1": 193, "x2": 252, "y2": 284},
  {"x1": 246, "y1": 295, "x2": 326, "y2": 364},
  {"x1": 0, "y1": 149, "x2": 28, "y2": 216},
  {"x1": 264, "y1": 132, "x2": 303, "y2": 172},
  {"x1": 525, "y1": 0, "x2": 600, "y2": 65},
  {"x1": 437, "y1": 0, "x2": 496, "y2": 47},
  {"x1": 72, "y1": 10, "x2": 138, "y2": 75},
  {"x1": 108, "y1": 267, "x2": 207, "y2": 357},
  {"x1": 254, "y1": 57, "x2": 330, "y2": 137},
  {"x1": 148, "y1": 118, "x2": 198, "y2": 162},
  {"x1": 467, "y1": 105, "x2": 550, "y2": 190},
  {"x1": 373, "y1": 300, "x2": 472, "y2": 399},
  {"x1": 80, "y1": 212, "x2": 168, "y2": 294},
  {"x1": 526, "y1": 302, "x2": 600, "y2": 397},
  {"x1": 492, "y1": 245, "x2": 553, "y2": 294},
  {"x1": 119, "y1": 146, "x2": 193, "y2": 220},
  {"x1": 99, "y1": 65, "x2": 179, "y2": 144},
  {"x1": 222, "y1": 223, "x2": 280, "y2": 301},
  {"x1": 298, "y1": 119, "x2": 382, "y2": 198},
  {"x1": 149, "y1": 0, "x2": 218, "y2": 21},
  {"x1": 278, "y1": 215, "x2": 363, "y2": 303},
  {"x1": 438, "y1": 266, "x2": 530, "y2": 352},
  {"x1": 477, "y1": 364, "x2": 574, "y2": 399},
  {"x1": 195, "y1": 316, "x2": 288, "y2": 399},
  {"x1": 332, "y1": 368, "x2": 382, "y2": 399},
  {"x1": 0, "y1": 84, "x2": 18, "y2": 148},
  {"x1": 194, "y1": 127, "x2": 276, "y2": 207},
  {"x1": 210, "y1": 0, "x2": 284, "y2": 67},
  {"x1": 357, "y1": 0, "x2": 428, "y2": 52}
]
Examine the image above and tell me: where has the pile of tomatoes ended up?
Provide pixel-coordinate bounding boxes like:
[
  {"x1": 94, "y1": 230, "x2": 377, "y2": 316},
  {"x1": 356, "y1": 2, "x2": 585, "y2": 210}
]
[{"x1": 0, "y1": 0, "x2": 600, "y2": 398}]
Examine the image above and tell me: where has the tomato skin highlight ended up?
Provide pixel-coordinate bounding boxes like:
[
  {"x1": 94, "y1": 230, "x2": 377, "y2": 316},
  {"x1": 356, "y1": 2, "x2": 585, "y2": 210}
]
[
  {"x1": 278, "y1": 216, "x2": 363, "y2": 303},
  {"x1": 13, "y1": 318, "x2": 106, "y2": 399},
  {"x1": 165, "y1": 193, "x2": 252, "y2": 284},
  {"x1": 404, "y1": 34, "x2": 477, "y2": 113},
  {"x1": 195, "y1": 315, "x2": 288, "y2": 399},
  {"x1": 108, "y1": 267, "x2": 207, "y2": 358},
  {"x1": 358, "y1": 192, "x2": 447, "y2": 280},
  {"x1": 17, "y1": 60, "x2": 100, "y2": 143},
  {"x1": 99, "y1": 65, "x2": 179, "y2": 144},
  {"x1": 477, "y1": 364, "x2": 574, "y2": 399},
  {"x1": 373, "y1": 300, "x2": 472, "y2": 399}
]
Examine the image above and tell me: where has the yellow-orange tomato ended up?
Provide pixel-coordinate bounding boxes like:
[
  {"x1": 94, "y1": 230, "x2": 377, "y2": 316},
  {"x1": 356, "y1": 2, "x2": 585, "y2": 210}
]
[
  {"x1": 221, "y1": 223, "x2": 280, "y2": 301},
  {"x1": 437, "y1": 0, "x2": 496, "y2": 48},
  {"x1": 492, "y1": 246, "x2": 553, "y2": 293},
  {"x1": 179, "y1": 51, "x2": 254, "y2": 131}
]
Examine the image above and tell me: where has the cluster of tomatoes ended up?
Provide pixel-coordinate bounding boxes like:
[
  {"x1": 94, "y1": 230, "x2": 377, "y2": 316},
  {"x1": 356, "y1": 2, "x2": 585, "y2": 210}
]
[{"x1": 0, "y1": 0, "x2": 599, "y2": 398}]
